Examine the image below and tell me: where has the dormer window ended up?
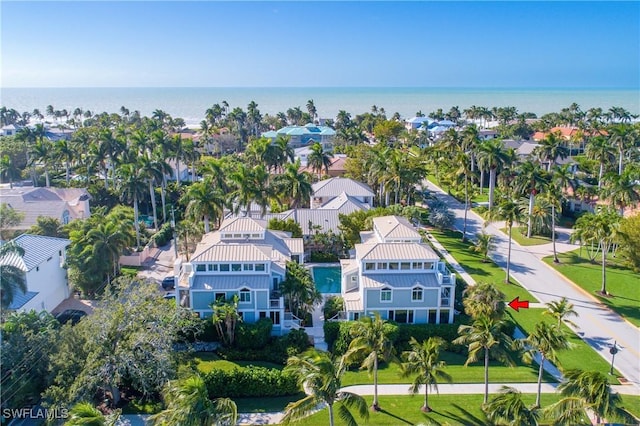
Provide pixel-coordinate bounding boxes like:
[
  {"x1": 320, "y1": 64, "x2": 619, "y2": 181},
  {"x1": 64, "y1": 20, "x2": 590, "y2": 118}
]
[
  {"x1": 239, "y1": 288, "x2": 251, "y2": 303},
  {"x1": 380, "y1": 288, "x2": 392, "y2": 303},
  {"x1": 412, "y1": 287, "x2": 423, "y2": 301}
]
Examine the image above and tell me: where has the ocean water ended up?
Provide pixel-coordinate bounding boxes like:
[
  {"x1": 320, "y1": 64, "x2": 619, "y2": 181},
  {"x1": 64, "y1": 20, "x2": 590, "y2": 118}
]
[{"x1": 1, "y1": 87, "x2": 638, "y2": 126}]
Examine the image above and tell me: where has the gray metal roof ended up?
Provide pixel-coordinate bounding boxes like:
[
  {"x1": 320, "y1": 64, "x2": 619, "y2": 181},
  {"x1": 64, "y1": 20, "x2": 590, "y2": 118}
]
[
  {"x1": 7, "y1": 291, "x2": 39, "y2": 310},
  {"x1": 0, "y1": 187, "x2": 90, "y2": 228},
  {"x1": 373, "y1": 216, "x2": 421, "y2": 241},
  {"x1": 356, "y1": 242, "x2": 438, "y2": 261},
  {"x1": 191, "y1": 275, "x2": 271, "y2": 290},
  {"x1": 3, "y1": 234, "x2": 70, "y2": 272},
  {"x1": 312, "y1": 177, "x2": 374, "y2": 198},
  {"x1": 191, "y1": 244, "x2": 272, "y2": 263},
  {"x1": 361, "y1": 272, "x2": 441, "y2": 289},
  {"x1": 319, "y1": 192, "x2": 370, "y2": 212}
]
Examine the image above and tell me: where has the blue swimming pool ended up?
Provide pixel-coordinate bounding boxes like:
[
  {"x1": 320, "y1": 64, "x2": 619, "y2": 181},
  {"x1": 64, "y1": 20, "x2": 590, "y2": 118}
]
[{"x1": 312, "y1": 266, "x2": 341, "y2": 294}]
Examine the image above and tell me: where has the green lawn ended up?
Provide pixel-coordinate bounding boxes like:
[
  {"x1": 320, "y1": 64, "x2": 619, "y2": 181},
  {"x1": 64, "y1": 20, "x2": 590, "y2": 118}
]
[
  {"x1": 621, "y1": 395, "x2": 640, "y2": 420},
  {"x1": 428, "y1": 229, "x2": 533, "y2": 302},
  {"x1": 342, "y1": 350, "x2": 554, "y2": 386},
  {"x1": 294, "y1": 393, "x2": 587, "y2": 425},
  {"x1": 506, "y1": 309, "x2": 621, "y2": 384},
  {"x1": 543, "y1": 250, "x2": 640, "y2": 327},
  {"x1": 192, "y1": 352, "x2": 283, "y2": 373},
  {"x1": 500, "y1": 227, "x2": 551, "y2": 246}
]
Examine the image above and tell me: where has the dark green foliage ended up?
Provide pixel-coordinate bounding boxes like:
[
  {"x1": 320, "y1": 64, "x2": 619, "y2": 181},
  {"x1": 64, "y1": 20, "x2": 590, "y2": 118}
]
[
  {"x1": 204, "y1": 366, "x2": 299, "y2": 398},
  {"x1": 308, "y1": 251, "x2": 340, "y2": 262},
  {"x1": 323, "y1": 296, "x2": 344, "y2": 320},
  {"x1": 268, "y1": 218, "x2": 303, "y2": 238},
  {"x1": 151, "y1": 222, "x2": 173, "y2": 247},
  {"x1": 235, "y1": 318, "x2": 273, "y2": 350},
  {"x1": 217, "y1": 329, "x2": 311, "y2": 365}
]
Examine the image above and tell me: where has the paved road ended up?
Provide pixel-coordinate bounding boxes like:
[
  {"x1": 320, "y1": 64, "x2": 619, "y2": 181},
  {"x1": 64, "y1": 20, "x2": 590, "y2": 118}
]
[{"x1": 423, "y1": 181, "x2": 640, "y2": 389}]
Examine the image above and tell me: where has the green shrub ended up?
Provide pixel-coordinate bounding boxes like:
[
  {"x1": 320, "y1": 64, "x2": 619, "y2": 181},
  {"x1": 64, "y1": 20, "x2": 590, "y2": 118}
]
[
  {"x1": 323, "y1": 321, "x2": 340, "y2": 351},
  {"x1": 151, "y1": 223, "x2": 173, "y2": 247},
  {"x1": 120, "y1": 267, "x2": 139, "y2": 278},
  {"x1": 308, "y1": 251, "x2": 340, "y2": 262},
  {"x1": 204, "y1": 366, "x2": 299, "y2": 398},
  {"x1": 235, "y1": 318, "x2": 273, "y2": 350},
  {"x1": 218, "y1": 329, "x2": 311, "y2": 365},
  {"x1": 323, "y1": 296, "x2": 344, "y2": 320}
]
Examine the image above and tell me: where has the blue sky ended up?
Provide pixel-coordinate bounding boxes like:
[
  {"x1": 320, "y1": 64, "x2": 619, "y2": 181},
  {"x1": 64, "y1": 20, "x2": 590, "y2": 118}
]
[{"x1": 2, "y1": 1, "x2": 638, "y2": 88}]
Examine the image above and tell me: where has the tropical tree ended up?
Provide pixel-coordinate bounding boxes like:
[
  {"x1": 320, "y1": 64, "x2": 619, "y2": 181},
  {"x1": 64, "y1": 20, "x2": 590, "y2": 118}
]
[
  {"x1": 66, "y1": 402, "x2": 120, "y2": 426},
  {"x1": 29, "y1": 138, "x2": 53, "y2": 187},
  {"x1": 585, "y1": 135, "x2": 616, "y2": 188},
  {"x1": 533, "y1": 131, "x2": 569, "y2": 170},
  {"x1": 520, "y1": 321, "x2": 572, "y2": 408},
  {"x1": 182, "y1": 176, "x2": 225, "y2": 233},
  {"x1": 514, "y1": 160, "x2": 549, "y2": 238},
  {"x1": 453, "y1": 316, "x2": 515, "y2": 404},
  {"x1": 150, "y1": 374, "x2": 237, "y2": 426},
  {"x1": 280, "y1": 261, "x2": 321, "y2": 322},
  {"x1": 139, "y1": 155, "x2": 165, "y2": 230},
  {"x1": 275, "y1": 160, "x2": 313, "y2": 209},
  {"x1": 307, "y1": 142, "x2": 333, "y2": 179},
  {"x1": 282, "y1": 349, "x2": 369, "y2": 426},
  {"x1": 468, "y1": 232, "x2": 496, "y2": 263},
  {"x1": 118, "y1": 163, "x2": 147, "y2": 249},
  {"x1": 462, "y1": 282, "x2": 506, "y2": 320},
  {"x1": 211, "y1": 296, "x2": 241, "y2": 347},
  {"x1": 548, "y1": 369, "x2": 632, "y2": 425},
  {"x1": 0, "y1": 242, "x2": 27, "y2": 309},
  {"x1": 601, "y1": 171, "x2": 640, "y2": 216},
  {"x1": 400, "y1": 337, "x2": 452, "y2": 413},
  {"x1": 483, "y1": 386, "x2": 540, "y2": 426},
  {"x1": 608, "y1": 123, "x2": 635, "y2": 175},
  {"x1": 476, "y1": 139, "x2": 510, "y2": 210},
  {"x1": 345, "y1": 312, "x2": 396, "y2": 411},
  {"x1": 485, "y1": 198, "x2": 527, "y2": 283},
  {"x1": 543, "y1": 297, "x2": 579, "y2": 328}
]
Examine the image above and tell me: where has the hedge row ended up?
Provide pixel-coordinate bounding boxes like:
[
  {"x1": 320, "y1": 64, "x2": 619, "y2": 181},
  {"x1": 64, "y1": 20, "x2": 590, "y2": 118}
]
[
  {"x1": 204, "y1": 366, "x2": 299, "y2": 398},
  {"x1": 218, "y1": 329, "x2": 311, "y2": 365}
]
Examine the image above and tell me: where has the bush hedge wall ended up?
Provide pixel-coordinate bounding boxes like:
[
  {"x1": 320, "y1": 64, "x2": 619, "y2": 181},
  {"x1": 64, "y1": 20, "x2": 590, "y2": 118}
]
[{"x1": 204, "y1": 366, "x2": 299, "y2": 398}]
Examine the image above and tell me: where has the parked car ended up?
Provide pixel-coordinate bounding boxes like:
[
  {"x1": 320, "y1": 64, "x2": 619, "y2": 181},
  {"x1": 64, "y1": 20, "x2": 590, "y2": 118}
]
[
  {"x1": 161, "y1": 276, "x2": 175, "y2": 290},
  {"x1": 55, "y1": 309, "x2": 87, "y2": 325},
  {"x1": 163, "y1": 292, "x2": 176, "y2": 300}
]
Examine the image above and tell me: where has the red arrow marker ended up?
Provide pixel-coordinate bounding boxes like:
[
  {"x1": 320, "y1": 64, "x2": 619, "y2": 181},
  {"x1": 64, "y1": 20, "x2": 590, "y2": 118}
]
[{"x1": 508, "y1": 297, "x2": 530, "y2": 312}]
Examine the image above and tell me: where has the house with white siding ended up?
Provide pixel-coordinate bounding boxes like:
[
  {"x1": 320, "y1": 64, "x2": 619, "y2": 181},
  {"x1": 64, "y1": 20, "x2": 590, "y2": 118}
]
[
  {"x1": 2, "y1": 234, "x2": 71, "y2": 313},
  {"x1": 178, "y1": 217, "x2": 304, "y2": 334},
  {"x1": 311, "y1": 177, "x2": 374, "y2": 209},
  {"x1": 339, "y1": 216, "x2": 456, "y2": 324}
]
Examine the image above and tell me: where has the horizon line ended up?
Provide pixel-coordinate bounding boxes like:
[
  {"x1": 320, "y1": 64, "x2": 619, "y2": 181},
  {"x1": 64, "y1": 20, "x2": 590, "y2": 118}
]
[{"x1": 3, "y1": 85, "x2": 639, "y2": 90}]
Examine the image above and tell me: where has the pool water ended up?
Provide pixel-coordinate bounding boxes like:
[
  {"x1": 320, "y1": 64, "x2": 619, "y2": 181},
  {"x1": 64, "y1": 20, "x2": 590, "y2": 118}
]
[{"x1": 312, "y1": 267, "x2": 341, "y2": 294}]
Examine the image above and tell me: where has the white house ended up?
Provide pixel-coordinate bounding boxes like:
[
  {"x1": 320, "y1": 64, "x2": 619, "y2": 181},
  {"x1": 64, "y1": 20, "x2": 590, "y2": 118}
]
[
  {"x1": 178, "y1": 217, "x2": 305, "y2": 334},
  {"x1": 311, "y1": 177, "x2": 374, "y2": 209},
  {"x1": 339, "y1": 216, "x2": 456, "y2": 324},
  {"x1": 3, "y1": 234, "x2": 71, "y2": 313}
]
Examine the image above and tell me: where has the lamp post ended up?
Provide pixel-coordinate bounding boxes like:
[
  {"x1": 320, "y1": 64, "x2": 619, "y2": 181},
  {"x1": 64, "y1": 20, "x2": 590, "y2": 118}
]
[{"x1": 609, "y1": 341, "x2": 619, "y2": 375}]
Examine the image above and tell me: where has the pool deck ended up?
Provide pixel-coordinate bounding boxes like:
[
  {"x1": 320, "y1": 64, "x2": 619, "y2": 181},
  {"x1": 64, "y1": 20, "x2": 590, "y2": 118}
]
[{"x1": 305, "y1": 262, "x2": 341, "y2": 268}]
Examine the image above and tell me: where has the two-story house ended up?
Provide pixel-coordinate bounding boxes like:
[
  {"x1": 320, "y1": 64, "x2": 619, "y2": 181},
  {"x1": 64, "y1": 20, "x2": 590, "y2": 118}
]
[
  {"x1": 339, "y1": 216, "x2": 456, "y2": 324},
  {"x1": 262, "y1": 123, "x2": 336, "y2": 151},
  {"x1": 2, "y1": 234, "x2": 71, "y2": 313},
  {"x1": 310, "y1": 177, "x2": 375, "y2": 209},
  {"x1": 178, "y1": 217, "x2": 304, "y2": 334}
]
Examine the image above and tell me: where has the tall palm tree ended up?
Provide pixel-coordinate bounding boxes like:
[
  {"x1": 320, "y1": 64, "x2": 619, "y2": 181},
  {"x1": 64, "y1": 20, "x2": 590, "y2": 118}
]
[
  {"x1": 400, "y1": 337, "x2": 452, "y2": 413},
  {"x1": 118, "y1": 163, "x2": 147, "y2": 249},
  {"x1": 453, "y1": 316, "x2": 515, "y2": 404},
  {"x1": 0, "y1": 242, "x2": 27, "y2": 310},
  {"x1": 485, "y1": 198, "x2": 527, "y2": 283},
  {"x1": 543, "y1": 297, "x2": 579, "y2": 328},
  {"x1": 520, "y1": 321, "x2": 572, "y2": 408},
  {"x1": 533, "y1": 131, "x2": 569, "y2": 171},
  {"x1": 307, "y1": 142, "x2": 333, "y2": 180},
  {"x1": 139, "y1": 155, "x2": 164, "y2": 230},
  {"x1": 514, "y1": 160, "x2": 549, "y2": 238},
  {"x1": 585, "y1": 135, "x2": 616, "y2": 188},
  {"x1": 182, "y1": 176, "x2": 225, "y2": 233},
  {"x1": 282, "y1": 349, "x2": 369, "y2": 426},
  {"x1": 541, "y1": 181, "x2": 562, "y2": 263},
  {"x1": 608, "y1": 123, "x2": 634, "y2": 175},
  {"x1": 276, "y1": 160, "x2": 313, "y2": 209},
  {"x1": 345, "y1": 312, "x2": 396, "y2": 411},
  {"x1": 484, "y1": 386, "x2": 540, "y2": 426},
  {"x1": 476, "y1": 139, "x2": 510, "y2": 210},
  {"x1": 453, "y1": 150, "x2": 473, "y2": 240},
  {"x1": 549, "y1": 369, "x2": 631, "y2": 425},
  {"x1": 29, "y1": 138, "x2": 53, "y2": 187},
  {"x1": 150, "y1": 374, "x2": 237, "y2": 426},
  {"x1": 601, "y1": 172, "x2": 640, "y2": 216}
]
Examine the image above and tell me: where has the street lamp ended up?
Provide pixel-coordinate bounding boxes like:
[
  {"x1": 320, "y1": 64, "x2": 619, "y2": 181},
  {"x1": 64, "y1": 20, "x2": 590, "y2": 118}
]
[{"x1": 609, "y1": 341, "x2": 619, "y2": 375}]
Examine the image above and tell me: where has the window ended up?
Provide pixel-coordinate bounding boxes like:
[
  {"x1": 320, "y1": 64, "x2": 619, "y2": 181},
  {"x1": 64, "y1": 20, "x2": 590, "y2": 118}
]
[
  {"x1": 401, "y1": 262, "x2": 411, "y2": 270},
  {"x1": 412, "y1": 262, "x2": 422, "y2": 269},
  {"x1": 365, "y1": 262, "x2": 375, "y2": 271},
  {"x1": 412, "y1": 287, "x2": 423, "y2": 301},
  {"x1": 255, "y1": 264, "x2": 265, "y2": 272},
  {"x1": 428, "y1": 310, "x2": 437, "y2": 324},
  {"x1": 239, "y1": 289, "x2": 251, "y2": 303},
  {"x1": 439, "y1": 310, "x2": 450, "y2": 324},
  {"x1": 351, "y1": 276, "x2": 357, "y2": 282},
  {"x1": 353, "y1": 312, "x2": 360, "y2": 321},
  {"x1": 259, "y1": 311, "x2": 267, "y2": 319},
  {"x1": 440, "y1": 287, "x2": 451, "y2": 306},
  {"x1": 380, "y1": 288, "x2": 392, "y2": 303},
  {"x1": 389, "y1": 262, "x2": 399, "y2": 270},
  {"x1": 220, "y1": 264, "x2": 230, "y2": 272},
  {"x1": 424, "y1": 262, "x2": 433, "y2": 270},
  {"x1": 232, "y1": 264, "x2": 241, "y2": 272},
  {"x1": 196, "y1": 264, "x2": 206, "y2": 272},
  {"x1": 215, "y1": 292, "x2": 226, "y2": 302},
  {"x1": 208, "y1": 264, "x2": 218, "y2": 271},
  {"x1": 243, "y1": 264, "x2": 254, "y2": 271},
  {"x1": 394, "y1": 310, "x2": 413, "y2": 324},
  {"x1": 377, "y1": 262, "x2": 387, "y2": 270},
  {"x1": 233, "y1": 234, "x2": 241, "y2": 238},
  {"x1": 270, "y1": 311, "x2": 280, "y2": 325}
]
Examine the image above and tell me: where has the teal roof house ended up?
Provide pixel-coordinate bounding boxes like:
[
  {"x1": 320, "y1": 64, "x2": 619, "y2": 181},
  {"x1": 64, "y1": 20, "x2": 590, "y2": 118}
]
[
  {"x1": 339, "y1": 216, "x2": 456, "y2": 324},
  {"x1": 177, "y1": 217, "x2": 305, "y2": 334},
  {"x1": 262, "y1": 123, "x2": 335, "y2": 151}
]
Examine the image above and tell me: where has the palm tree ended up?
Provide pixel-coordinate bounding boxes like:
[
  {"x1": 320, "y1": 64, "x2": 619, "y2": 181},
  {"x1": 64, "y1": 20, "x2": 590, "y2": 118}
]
[
  {"x1": 533, "y1": 131, "x2": 569, "y2": 171},
  {"x1": 400, "y1": 337, "x2": 452, "y2": 413},
  {"x1": 54, "y1": 138, "x2": 75, "y2": 185},
  {"x1": 0, "y1": 242, "x2": 27, "y2": 310},
  {"x1": 485, "y1": 198, "x2": 527, "y2": 283},
  {"x1": 541, "y1": 182, "x2": 562, "y2": 263},
  {"x1": 592, "y1": 209, "x2": 621, "y2": 295},
  {"x1": 453, "y1": 316, "x2": 515, "y2": 404},
  {"x1": 543, "y1": 297, "x2": 579, "y2": 328},
  {"x1": 118, "y1": 163, "x2": 147, "y2": 249},
  {"x1": 514, "y1": 160, "x2": 549, "y2": 238},
  {"x1": 601, "y1": 172, "x2": 640, "y2": 216},
  {"x1": 139, "y1": 155, "x2": 165, "y2": 230},
  {"x1": 476, "y1": 139, "x2": 510, "y2": 210},
  {"x1": 345, "y1": 312, "x2": 396, "y2": 411},
  {"x1": 520, "y1": 321, "x2": 572, "y2": 408},
  {"x1": 275, "y1": 160, "x2": 313, "y2": 209},
  {"x1": 182, "y1": 176, "x2": 225, "y2": 233},
  {"x1": 608, "y1": 123, "x2": 634, "y2": 175},
  {"x1": 150, "y1": 374, "x2": 237, "y2": 426},
  {"x1": 484, "y1": 386, "x2": 540, "y2": 426},
  {"x1": 29, "y1": 137, "x2": 53, "y2": 187},
  {"x1": 549, "y1": 369, "x2": 631, "y2": 425},
  {"x1": 282, "y1": 349, "x2": 369, "y2": 426},
  {"x1": 462, "y1": 282, "x2": 506, "y2": 320},
  {"x1": 585, "y1": 135, "x2": 616, "y2": 188},
  {"x1": 468, "y1": 232, "x2": 496, "y2": 263},
  {"x1": 307, "y1": 142, "x2": 333, "y2": 180},
  {"x1": 66, "y1": 402, "x2": 120, "y2": 426}
]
